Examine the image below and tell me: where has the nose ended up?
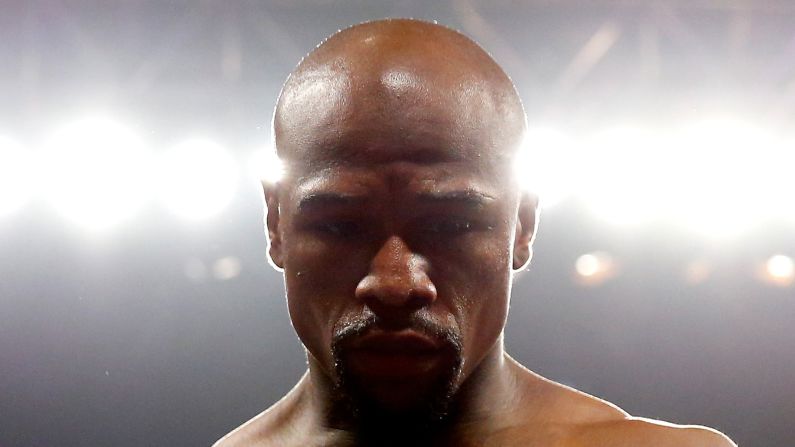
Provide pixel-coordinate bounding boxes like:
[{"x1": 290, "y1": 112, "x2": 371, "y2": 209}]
[{"x1": 355, "y1": 235, "x2": 437, "y2": 325}]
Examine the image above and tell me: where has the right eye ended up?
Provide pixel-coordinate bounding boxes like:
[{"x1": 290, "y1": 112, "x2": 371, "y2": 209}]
[
  {"x1": 424, "y1": 217, "x2": 475, "y2": 235},
  {"x1": 312, "y1": 221, "x2": 362, "y2": 238}
]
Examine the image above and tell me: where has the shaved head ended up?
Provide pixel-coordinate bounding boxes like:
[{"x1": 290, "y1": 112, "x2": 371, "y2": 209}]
[
  {"x1": 273, "y1": 18, "x2": 526, "y2": 176},
  {"x1": 218, "y1": 18, "x2": 736, "y2": 447},
  {"x1": 262, "y1": 18, "x2": 538, "y2": 437}
]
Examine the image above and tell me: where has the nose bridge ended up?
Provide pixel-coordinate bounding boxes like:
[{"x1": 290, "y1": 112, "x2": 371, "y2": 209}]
[
  {"x1": 356, "y1": 235, "x2": 436, "y2": 311},
  {"x1": 372, "y1": 235, "x2": 414, "y2": 278}
]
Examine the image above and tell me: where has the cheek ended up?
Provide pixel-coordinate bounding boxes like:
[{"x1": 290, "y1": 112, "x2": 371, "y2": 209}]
[
  {"x1": 435, "y1": 233, "x2": 512, "y2": 372},
  {"x1": 283, "y1": 236, "x2": 370, "y2": 370},
  {"x1": 470, "y1": 243, "x2": 512, "y2": 334}
]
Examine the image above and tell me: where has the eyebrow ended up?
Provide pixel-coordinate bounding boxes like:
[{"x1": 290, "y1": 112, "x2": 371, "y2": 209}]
[
  {"x1": 415, "y1": 190, "x2": 497, "y2": 207},
  {"x1": 296, "y1": 192, "x2": 368, "y2": 211},
  {"x1": 296, "y1": 189, "x2": 497, "y2": 212}
]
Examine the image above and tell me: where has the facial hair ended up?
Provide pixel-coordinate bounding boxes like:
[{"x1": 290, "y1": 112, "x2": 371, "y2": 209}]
[{"x1": 329, "y1": 312, "x2": 464, "y2": 437}]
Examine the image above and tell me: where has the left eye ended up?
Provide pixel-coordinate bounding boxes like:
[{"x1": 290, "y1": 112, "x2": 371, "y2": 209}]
[
  {"x1": 425, "y1": 218, "x2": 475, "y2": 234},
  {"x1": 314, "y1": 221, "x2": 362, "y2": 237}
]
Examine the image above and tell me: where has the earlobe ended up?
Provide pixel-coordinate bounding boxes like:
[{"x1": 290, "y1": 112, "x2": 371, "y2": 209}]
[
  {"x1": 512, "y1": 192, "x2": 539, "y2": 271},
  {"x1": 263, "y1": 181, "x2": 284, "y2": 269},
  {"x1": 513, "y1": 246, "x2": 533, "y2": 271}
]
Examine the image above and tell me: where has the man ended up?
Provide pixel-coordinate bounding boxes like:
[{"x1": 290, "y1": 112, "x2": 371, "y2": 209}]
[{"x1": 216, "y1": 19, "x2": 736, "y2": 446}]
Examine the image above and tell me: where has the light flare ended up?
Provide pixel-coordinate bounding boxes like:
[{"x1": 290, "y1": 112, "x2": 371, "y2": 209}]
[
  {"x1": 0, "y1": 135, "x2": 34, "y2": 217},
  {"x1": 157, "y1": 138, "x2": 239, "y2": 220},
  {"x1": 515, "y1": 127, "x2": 580, "y2": 208},
  {"x1": 43, "y1": 117, "x2": 152, "y2": 231}
]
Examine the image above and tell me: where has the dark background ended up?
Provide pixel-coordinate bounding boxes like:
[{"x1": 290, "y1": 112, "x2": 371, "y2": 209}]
[{"x1": 1, "y1": 1, "x2": 794, "y2": 446}]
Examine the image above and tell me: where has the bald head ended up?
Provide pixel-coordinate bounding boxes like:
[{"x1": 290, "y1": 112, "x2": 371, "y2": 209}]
[
  {"x1": 260, "y1": 21, "x2": 540, "y2": 428},
  {"x1": 273, "y1": 19, "x2": 526, "y2": 175}
]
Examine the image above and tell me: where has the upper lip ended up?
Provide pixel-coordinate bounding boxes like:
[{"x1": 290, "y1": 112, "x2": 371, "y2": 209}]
[{"x1": 348, "y1": 329, "x2": 444, "y2": 354}]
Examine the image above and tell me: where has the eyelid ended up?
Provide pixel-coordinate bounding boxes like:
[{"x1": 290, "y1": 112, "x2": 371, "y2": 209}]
[
  {"x1": 422, "y1": 216, "x2": 493, "y2": 234},
  {"x1": 313, "y1": 221, "x2": 361, "y2": 236},
  {"x1": 302, "y1": 216, "x2": 374, "y2": 241}
]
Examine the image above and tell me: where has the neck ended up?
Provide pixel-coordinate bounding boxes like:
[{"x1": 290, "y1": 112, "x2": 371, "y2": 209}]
[{"x1": 296, "y1": 334, "x2": 534, "y2": 444}]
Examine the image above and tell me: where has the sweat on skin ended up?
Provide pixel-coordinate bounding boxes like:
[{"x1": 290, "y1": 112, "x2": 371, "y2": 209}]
[{"x1": 214, "y1": 18, "x2": 736, "y2": 447}]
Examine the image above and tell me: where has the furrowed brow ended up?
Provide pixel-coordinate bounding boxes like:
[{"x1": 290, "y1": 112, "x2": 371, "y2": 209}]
[
  {"x1": 415, "y1": 190, "x2": 497, "y2": 207},
  {"x1": 296, "y1": 192, "x2": 368, "y2": 212}
]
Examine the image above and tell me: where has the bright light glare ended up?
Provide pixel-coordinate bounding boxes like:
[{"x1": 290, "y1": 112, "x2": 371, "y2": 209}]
[
  {"x1": 516, "y1": 128, "x2": 580, "y2": 208},
  {"x1": 575, "y1": 253, "x2": 601, "y2": 277},
  {"x1": 212, "y1": 256, "x2": 242, "y2": 281},
  {"x1": 580, "y1": 127, "x2": 665, "y2": 225},
  {"x1": 574, "y1": 251, "x2": 616, "y2": 286},
  {"x1": 158, "y1": 138, "x2": 239, "y2": 220},
  {"x1": 44, "y1": 117, "x2": 152, "y2": 230},
  {"x1": 771, "y1": 138, "x2": 795, "y2": 223},
  {"x1": 672, "y1": 120, "x2": 783, "y2": 238},
  {"x1": 0, "y1": 136, "x2": 34, "y2": 217},
  {"x1": 766, "y1": 255, "x2": 794, "y2": 280},
  {"x1": 248, "y1": 146, "x2": 284, "y2": 184}
]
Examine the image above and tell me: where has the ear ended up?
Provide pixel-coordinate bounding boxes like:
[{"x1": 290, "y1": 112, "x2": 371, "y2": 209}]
[
  {"x1": 512, "y1": 191, "x2": 539, "y2": 271},
  {"x1": 263, "y1": 181, "x2": 284, "y2": 270}
]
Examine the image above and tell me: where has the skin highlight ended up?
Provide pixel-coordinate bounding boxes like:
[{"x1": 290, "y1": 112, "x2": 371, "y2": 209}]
[{"x1": 214, "y1": 19, "x2": 736, "y2": 447}]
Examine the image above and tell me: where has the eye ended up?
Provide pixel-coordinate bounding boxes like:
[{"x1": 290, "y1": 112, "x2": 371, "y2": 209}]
[
  {"x1": 312, "y1": 220, "x2": 362, "y2": 238},
  {"x1": 425, "y1": 218, "x2": 476, "y2": 235}
]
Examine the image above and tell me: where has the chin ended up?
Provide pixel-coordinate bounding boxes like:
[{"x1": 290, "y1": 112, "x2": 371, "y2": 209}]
[
  {"x1": 363, "y1": 376, "x2": 454, "y2": 415},
  {"x1": 332, "y1": 354, "x2": 463, "y2": 430}
]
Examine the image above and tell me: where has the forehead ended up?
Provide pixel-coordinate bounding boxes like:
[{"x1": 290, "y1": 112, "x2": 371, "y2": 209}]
[
  {"x1": 289, "y1": 160, "x2": 500, "y2": 203},
  {"x1": 276, "y1": 62, "x2": 519, "y2": 172}
]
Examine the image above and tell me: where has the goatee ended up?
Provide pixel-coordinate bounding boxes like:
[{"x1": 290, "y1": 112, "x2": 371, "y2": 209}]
[{"x1": 329, "y1": 313, "x2": 464, "y2": 438}]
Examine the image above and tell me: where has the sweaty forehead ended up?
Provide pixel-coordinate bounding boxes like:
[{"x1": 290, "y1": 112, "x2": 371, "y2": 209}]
[{"x1": 273, "y1": 19, "x2": 525, "y2": 175}]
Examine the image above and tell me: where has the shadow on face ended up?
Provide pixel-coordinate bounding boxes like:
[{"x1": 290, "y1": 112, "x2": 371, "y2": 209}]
[{"x1": 264, "y1": 19, "x2": 534, "y2": 424}]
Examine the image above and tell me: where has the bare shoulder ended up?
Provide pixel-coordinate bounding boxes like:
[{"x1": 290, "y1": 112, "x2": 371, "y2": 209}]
[
  {"x1": 567, "y1": 417, "x2": 737, "y2": 447},
  {"x1": 523, "y1": 372, "x2": 735, "y2": 447},
  {"x1": 212, "y1": 408, "x2": 276, "y2": 447},
  {"x1": 212, "y1": 400, "x2": 345, "y2": 447},
  {"x1": 534, "y1": 374, "x2": 630, "y2": 424},
  {"x1": 212, "y1": 380, "x2": 312, "y2": 447}
]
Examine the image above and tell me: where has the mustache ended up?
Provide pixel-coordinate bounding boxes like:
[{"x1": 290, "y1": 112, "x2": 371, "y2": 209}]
[
  {"x1": 331, "y1": 312, "x2": 462, "y2": 354},
  {"x1": 328, "y1": 312, "x2": 466, "y2": 425}
]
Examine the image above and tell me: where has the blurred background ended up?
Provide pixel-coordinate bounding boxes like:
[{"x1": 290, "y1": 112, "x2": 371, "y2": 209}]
[{"x1": 1, "y1": 1, "x2": 794, "y2": 445}]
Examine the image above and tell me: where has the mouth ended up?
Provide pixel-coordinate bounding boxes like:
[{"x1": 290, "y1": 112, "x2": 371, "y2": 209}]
[{"x1": 343, "y1": 329, "x2": 451, "y2": 379}]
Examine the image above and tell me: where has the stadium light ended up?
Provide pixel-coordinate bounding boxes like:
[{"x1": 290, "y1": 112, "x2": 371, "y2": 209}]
[
  {"x1": 765, "y1": 255, "x2": 795, "y2": 281},
  {"x1": 672, "y1": 119, "x2": 783, "y2": 238},
  {"x1": 574, "y1": 251, "x2": 617, "y2": 286},
  {"x1": 0, "y1": 135, "x2": 34, "y2": 217},
  {"x1": 157, "y1": 138, "x2": 239, "y2": 220},
  {"x1": 575, "y1": 253, "x2": 601, "y2": 277},
  {"x1": 212, "y1": 256, "x2": 242, "y2": 281},
  {"x1": 43, "y1": 117, "x2": 152, "y2": 231},
  {"x1": 516, "y1": 127, "x2": 580, "y2": 209},
  {"x1": 248, "y1": 145, "x2": 284, "y2": 185},
  {"x1": 756, "y1": 254, "x2": 795, "y2": 287},
  {"x1": 579, "y1": 126, "x2": 666, "y2": 225}
]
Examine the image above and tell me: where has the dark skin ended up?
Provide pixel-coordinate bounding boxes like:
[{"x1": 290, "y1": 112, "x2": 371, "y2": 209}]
[{"x1": 215, "y1": 19, "x2": 736, "y2": 447}]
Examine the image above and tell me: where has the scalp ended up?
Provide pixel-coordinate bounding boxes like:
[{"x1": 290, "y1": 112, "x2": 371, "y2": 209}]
[
  {"x1": 273, "y1": 19, "x2": 526, "y2": 169},
  {"x1": 295, "y1": 18, "x2": 510, "y2": 82}
]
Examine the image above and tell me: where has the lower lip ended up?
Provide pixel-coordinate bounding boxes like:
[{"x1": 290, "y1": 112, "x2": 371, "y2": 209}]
[{"x1": 346, "y1": 350, "x2": 446, "y2": 378}]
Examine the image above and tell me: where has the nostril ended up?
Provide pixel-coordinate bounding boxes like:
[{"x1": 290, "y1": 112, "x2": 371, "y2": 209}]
[
  {"x1": 354, "y1": 273, "x2": 436, "y2": 308},
  {"x1": 355, "y1": 235, "x2": 437, "y2": 316}
]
